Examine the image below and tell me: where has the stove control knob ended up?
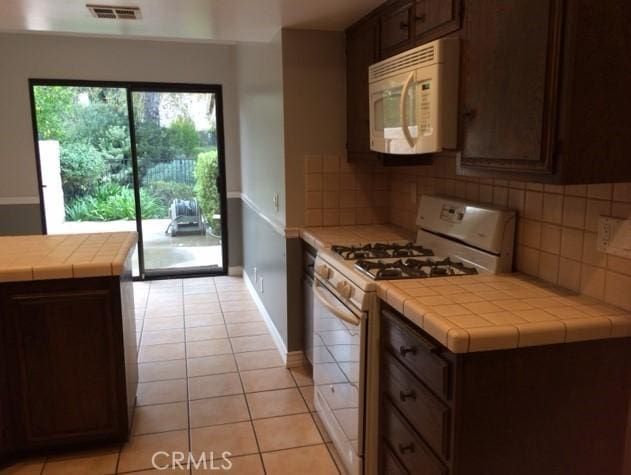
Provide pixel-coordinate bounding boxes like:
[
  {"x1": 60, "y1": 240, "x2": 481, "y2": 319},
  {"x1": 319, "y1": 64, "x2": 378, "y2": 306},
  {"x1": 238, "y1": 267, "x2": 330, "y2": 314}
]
[
  {"x1": 337, "y1": 281, "x2": 352, "y2": 299},
  {"x1": 316, "y1": 264, "x2": 331, "y2": 279}
]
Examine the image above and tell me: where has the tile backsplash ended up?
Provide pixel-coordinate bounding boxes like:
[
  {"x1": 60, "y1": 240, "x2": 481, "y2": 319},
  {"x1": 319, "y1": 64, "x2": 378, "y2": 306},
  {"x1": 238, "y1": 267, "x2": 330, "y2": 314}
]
[
  {"x1": 304, "y1": 155, "x2": 389, "y2": 227},
  {"x1": 303, "y1": 154, "x2": 631, "y2": 310},
  {"x1": 387, "y1": 157, "x2": 631, "y2": 311}
]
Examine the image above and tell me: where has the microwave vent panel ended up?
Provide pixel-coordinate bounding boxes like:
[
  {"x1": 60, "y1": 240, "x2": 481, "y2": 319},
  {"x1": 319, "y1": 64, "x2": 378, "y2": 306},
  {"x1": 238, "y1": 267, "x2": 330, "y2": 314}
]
[{"x1": 369, "y1": 44, "x2": 436, "y2": 82}]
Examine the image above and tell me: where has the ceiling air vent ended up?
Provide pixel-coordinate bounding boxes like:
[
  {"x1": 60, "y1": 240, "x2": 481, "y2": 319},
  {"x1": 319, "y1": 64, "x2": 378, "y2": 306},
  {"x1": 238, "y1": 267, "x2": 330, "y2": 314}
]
[{"x1": 87, "y1": 4, "x2": 142, "y2": 20}]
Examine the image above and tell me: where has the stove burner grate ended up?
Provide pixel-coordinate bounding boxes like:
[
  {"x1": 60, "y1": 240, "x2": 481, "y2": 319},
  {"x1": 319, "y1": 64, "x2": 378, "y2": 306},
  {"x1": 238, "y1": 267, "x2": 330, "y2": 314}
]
[
  {"x1": 354, "y1": 256, "x2": 478, "y2": 280},
  {"x1": 332, "y1": 242, "x2": 434, "y2": 260}
]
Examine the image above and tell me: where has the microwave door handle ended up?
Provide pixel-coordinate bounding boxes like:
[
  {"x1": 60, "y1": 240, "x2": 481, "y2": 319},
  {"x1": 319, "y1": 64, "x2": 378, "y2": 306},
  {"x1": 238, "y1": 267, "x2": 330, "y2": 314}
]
[
  {"x1": 400, "y1": 71, "x2": 416, "y2": 148},
  {"x1": 313, "y1": 280, "x2": 361, "y2": 326}
]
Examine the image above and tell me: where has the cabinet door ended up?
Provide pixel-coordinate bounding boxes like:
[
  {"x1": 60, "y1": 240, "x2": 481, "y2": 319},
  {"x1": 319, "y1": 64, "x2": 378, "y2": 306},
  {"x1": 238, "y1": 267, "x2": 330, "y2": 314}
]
[
  {"x1": 380, "y1": 1, "x2": 415, "y2": 58},
  {"x1": 458, "y1": 0, "x2": 564, "y2": 175},
  {"x1": 346, "y1": 15, "x2": 380, "y2": 158},
  {"x1": 3, "y1": 285, "x2": 126, "y2": 449},
  {"x1": 0, "y1": 313, "x2": 13, "y2": 465},
  {"x1": 414, "y1": 0, "x2": 461, "y2": 44}
]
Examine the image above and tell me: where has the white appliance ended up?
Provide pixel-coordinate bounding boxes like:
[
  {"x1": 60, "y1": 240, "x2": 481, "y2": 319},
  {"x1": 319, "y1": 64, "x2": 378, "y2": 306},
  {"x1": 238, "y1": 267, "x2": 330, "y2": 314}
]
[
  {"x1": 369, "y1": 38, "x2": 459, "y2": 155},
  {"x1": 312, "y1": 196, "x2": 515, "y2": 475}
]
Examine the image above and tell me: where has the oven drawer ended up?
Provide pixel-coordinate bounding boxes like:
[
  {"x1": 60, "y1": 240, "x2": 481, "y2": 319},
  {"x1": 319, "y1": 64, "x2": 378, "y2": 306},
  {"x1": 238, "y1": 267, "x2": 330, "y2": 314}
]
[
  {"x1": 382, "y1": 308, "x2": 451, "y2": 399},
  {"x1": 383, "y1": 352, "x2": 450, "y2": 459},
  {"x1": 382, "y1": 399, "x2": 447, "y2": 475}
]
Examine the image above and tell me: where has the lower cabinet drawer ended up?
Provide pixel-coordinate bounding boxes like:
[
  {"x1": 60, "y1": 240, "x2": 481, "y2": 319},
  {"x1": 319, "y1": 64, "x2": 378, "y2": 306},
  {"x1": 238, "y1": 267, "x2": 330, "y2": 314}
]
[
  {"x1": 381, "y1": 442, "x2": 409, "y2": 475},
  {"x1": 382, "y1": 309, "x2": 451, "y2": 399},
  {"x1": 382, "y1": 399, "x2": 448, "y2": 475},
  {"x1": 383, "y1": 352, "x2": 451, "y2": 459}
]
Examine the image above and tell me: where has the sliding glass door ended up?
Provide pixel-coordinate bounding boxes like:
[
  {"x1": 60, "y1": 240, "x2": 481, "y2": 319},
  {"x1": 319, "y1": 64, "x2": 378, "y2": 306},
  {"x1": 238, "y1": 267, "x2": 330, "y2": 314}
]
[
  {"x1": 29, "y1": 80, "x2": 228, "y2": 279},
  {"x1": 132, "y1": 89, "x2": 225, "y2": 275}
]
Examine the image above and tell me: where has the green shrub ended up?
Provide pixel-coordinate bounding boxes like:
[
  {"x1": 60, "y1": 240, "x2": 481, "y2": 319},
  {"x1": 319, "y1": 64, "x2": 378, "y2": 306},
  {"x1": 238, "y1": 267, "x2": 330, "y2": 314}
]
[
  {"x1": 147, "y1": 181, "x2": 195, "y2": 209},
  {"x1": 65, "y1": 183, "x2": 164, "y2": 221},
  {"x1": 194, "y1": 149, "x2": 220, "y2": 232},
  {"x1": 167, "y1": 117, "x2": 200, "y2": 159},
  {"x1": 60, "y1": 142, "x2": 107, "y2": 199}
]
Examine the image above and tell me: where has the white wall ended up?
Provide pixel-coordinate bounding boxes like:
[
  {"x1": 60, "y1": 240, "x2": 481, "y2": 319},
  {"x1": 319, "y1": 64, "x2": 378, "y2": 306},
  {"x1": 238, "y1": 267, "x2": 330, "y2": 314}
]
[
  {"x1": 0, "y1": 33, "x2": 241, "y2": 201},
  {"x1": 236, "y1": 34, "x2": 286, "y2": 225}
]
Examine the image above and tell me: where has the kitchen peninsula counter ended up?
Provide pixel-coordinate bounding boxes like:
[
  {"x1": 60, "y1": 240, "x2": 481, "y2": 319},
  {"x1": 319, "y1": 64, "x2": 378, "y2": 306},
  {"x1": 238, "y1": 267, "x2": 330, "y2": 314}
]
[
  {"x1": 0, "y1": 232, "x2": 138, "y2": 466},
  {"x1": 0, "y1": 232, "x2": 138, "y2": 281}
]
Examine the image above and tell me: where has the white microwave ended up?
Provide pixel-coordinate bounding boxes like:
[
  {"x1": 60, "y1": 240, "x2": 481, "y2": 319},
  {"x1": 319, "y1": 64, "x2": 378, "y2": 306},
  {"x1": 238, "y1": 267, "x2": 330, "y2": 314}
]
[{"x1": 368, "y1": 38, "x2": 459, "y2": 155}]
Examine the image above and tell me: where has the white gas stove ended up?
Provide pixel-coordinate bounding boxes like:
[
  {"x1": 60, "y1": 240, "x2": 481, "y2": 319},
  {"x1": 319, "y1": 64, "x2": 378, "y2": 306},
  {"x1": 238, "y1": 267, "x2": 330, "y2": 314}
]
[
  {"x1": 316, "y1": 195, "x2": 516, "y2": 296},
  {"x1": 311, "y1": 195, "x2": 516, "y2": 475}
]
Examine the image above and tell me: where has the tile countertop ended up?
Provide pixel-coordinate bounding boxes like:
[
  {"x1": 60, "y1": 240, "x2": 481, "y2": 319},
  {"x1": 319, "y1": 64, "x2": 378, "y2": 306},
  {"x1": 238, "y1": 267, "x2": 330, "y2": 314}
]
[
  {"x1": 0, "y1": 232, "x2": 138, "y2": 282},
  {"x1": 301, "y1": 226, "x2": 631, "y2": 353}
]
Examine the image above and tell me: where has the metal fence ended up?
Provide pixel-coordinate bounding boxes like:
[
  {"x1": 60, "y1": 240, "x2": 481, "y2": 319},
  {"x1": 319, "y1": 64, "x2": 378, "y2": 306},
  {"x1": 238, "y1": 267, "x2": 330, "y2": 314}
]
[{"x1": 143, "y1": 158, "x2": 196, "y2": 184}]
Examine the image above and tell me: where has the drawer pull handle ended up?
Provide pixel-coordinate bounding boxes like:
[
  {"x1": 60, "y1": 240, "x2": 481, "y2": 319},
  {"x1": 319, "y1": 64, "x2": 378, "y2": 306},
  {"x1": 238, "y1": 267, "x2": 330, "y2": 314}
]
[
  {"x1": 399, "y1": 345, "x2": 416, "y2": 357},
  {"x1": 398, "y1": 442, "x2": 415, "y2": 454},
  {"x1": 399, "y1": 390, "x2": 416, "y2": 402},
  {"x1": 399, "y1": 21, "x2": 409, "y2": 30}
]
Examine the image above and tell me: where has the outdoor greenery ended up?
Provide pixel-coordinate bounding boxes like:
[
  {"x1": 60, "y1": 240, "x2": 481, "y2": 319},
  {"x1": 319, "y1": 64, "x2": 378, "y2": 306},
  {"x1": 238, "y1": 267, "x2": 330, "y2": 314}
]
[
  {"x1": 65, "y1": 183, "x2": 162, "y2": 221},
  {"x1": 194, "y1": 150, "x2": 220, "y2": 234},
  {"x1": 34, "y1": 86, "x2": 220, "y2": 224}
]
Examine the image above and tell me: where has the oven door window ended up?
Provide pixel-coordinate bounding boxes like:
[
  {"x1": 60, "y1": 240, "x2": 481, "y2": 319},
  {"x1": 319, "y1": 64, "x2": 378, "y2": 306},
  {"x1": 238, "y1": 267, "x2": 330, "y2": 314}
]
[{"x1": 313, "y1": 283, "x2": 363, "y2": 454}]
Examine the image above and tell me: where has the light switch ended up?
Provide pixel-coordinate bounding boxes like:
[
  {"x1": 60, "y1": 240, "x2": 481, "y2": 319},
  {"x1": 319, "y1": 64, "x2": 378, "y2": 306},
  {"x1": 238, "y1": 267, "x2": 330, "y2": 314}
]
[
  {"x1": 597, "y1": 216, "x2": 631, "y2": 258},
  {"x1": 273, "y1": 193, "x2": 280, "y2": 212}
]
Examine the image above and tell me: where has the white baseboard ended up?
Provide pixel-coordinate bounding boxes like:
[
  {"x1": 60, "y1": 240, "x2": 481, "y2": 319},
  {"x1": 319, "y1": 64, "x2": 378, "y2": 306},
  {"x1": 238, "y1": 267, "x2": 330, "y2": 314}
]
[
  {"x1": 243, "y1": 271, "x2": 295, "y2": 367},
  {"x1": 228, "y1": 266, "x2": 243, "y2": 276}
]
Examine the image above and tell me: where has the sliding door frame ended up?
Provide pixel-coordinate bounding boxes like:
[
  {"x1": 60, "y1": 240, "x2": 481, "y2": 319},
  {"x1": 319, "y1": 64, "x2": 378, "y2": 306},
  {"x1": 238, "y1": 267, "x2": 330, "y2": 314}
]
[{"x1": 28, "y1": 78, "x2": 229, "y2": 279}]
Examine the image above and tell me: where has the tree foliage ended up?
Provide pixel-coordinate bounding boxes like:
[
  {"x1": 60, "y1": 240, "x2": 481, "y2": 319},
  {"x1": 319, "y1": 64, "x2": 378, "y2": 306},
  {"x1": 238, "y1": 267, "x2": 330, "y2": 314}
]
[{"x1": 34, "y1": 86, "x2": 75, "y2": 141}]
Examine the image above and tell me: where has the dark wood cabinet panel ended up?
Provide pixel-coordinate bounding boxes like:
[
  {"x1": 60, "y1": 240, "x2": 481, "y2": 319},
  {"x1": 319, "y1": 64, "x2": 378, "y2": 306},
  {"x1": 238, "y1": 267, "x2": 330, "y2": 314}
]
[
  {"x1": 379, "y1": 302, "x2": 631, "y2": 475},
  {"x1": 458, "y1": 0, "x2": 562, "y2": 174},
  {"x1": 381, "y1": 443, "x2": 409, "y2": 474},
  {"x1": 0, "y1": 275, "x2": 136, "y2": 461},
  {"x1": 0, "y1": 314, "x2": 13, "y2": 468},
  {"x1": 382, "y1": 400, "x2": 448, "y2": 475},
  {"x1": 382, "y1": 309, "x2": 451, "y2": 399},
  {"x1": 457, "y1": 0, "x2": 631, "y2": 183},
  {"x1": 4, "y1": 286, "x2": 126, "y2": 448},
  {"x1": 382, "y1": 353, "x2": 450, "y2": 459},
  {"x1": 380, "y1": 1, "x2": 414, "y2": 57},
  {"x1": 415, "y1": 0, "x2": 461, "y2": 44},
  {"x1": 346, "y1": 15, "x2": 380, "y2": 159}
]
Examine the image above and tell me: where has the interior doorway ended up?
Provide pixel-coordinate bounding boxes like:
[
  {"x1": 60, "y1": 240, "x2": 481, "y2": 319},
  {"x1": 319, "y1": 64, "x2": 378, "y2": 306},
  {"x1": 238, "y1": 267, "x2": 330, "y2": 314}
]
[{"x1": 29, "y1": 80, "x2": 228, "y2": 279}]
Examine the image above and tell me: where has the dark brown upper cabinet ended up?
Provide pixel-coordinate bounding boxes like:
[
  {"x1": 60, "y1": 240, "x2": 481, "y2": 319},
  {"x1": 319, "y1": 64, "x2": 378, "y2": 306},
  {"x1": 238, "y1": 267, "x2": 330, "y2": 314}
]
[
  {"x1": 380, "y1": 1, "x2": 415, "y2": 58},
  {"x1": 346, "y1": 14, "x2": 380, "y2": 160},
  {"x1": 457, "y1": 0, "x2": 631, "y2": 183},
  {"x1": 414, "y1": 0, "x2": 461, "y2": 44}
]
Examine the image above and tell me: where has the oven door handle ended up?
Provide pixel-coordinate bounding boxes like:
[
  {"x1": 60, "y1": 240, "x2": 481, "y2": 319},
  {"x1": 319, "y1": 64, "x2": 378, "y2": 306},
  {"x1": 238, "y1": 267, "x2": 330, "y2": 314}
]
[{"x1": 313, "y1": 280, "x2": 361, "y2": 326}]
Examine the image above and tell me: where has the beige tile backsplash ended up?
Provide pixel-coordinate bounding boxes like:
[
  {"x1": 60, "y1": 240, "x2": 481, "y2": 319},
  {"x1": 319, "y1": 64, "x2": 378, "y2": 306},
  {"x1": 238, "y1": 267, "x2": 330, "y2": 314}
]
[
  {"x1": 303, "y1": 154, "x2": 631, "y2": 311},
  {"x1": 303, "y1": 155, "x2": 389, "y2": 227},
  {"x1": 386, "y1": 156, "x2": 631, "y2": 311}
]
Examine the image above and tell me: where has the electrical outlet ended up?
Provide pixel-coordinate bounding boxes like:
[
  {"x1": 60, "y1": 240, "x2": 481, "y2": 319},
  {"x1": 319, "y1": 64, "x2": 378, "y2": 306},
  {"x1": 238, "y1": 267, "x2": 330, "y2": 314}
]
[
  {"x1": 259, "y1": 277, "x2": 264, "y2": 294},
  {"x1": 273, "y1": 193, "x2": 279, "y2": 212},
  {"x1": 253, "y1": 267, "x2": 257, "y2": 282},
  {"x1": 597, "y1": 216, "x2": 631, "y2": 258}
]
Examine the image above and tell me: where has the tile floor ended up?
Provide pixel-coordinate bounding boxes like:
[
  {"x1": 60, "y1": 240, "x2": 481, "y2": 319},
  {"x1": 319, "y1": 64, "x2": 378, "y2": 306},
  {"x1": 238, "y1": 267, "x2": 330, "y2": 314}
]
[{"x1": 1, "y1": 277, "x2": 342, "y2": 475}]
